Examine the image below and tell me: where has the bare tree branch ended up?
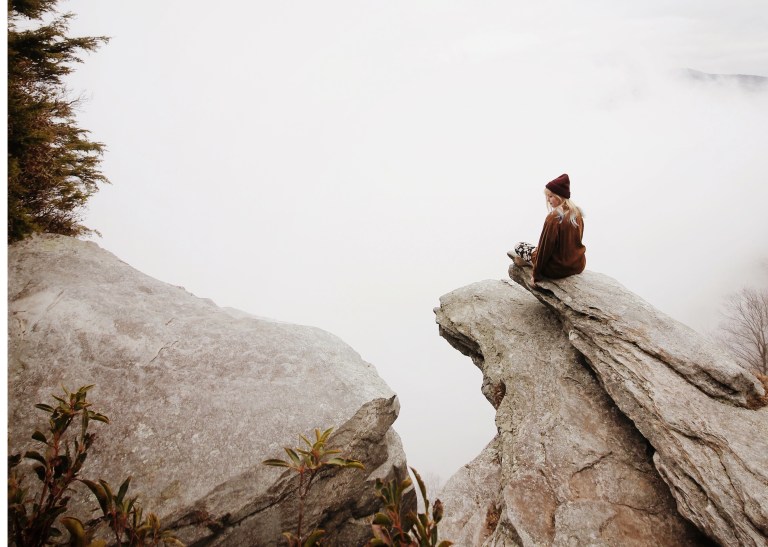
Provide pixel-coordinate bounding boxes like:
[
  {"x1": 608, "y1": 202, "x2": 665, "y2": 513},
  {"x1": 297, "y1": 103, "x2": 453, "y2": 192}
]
[{"x1": 718, "y1": 287, "x2": 768, "y2": 375}]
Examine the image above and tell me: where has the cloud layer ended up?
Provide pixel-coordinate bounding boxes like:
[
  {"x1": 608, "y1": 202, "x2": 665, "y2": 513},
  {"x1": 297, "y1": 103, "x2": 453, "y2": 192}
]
[{"x1": 63, "y1": 0, "x2": 768, "y2": 479}]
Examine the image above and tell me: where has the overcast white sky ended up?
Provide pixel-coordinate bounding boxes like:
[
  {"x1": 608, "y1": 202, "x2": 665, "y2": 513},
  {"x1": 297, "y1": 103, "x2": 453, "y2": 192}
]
[{"x1": 53, "y1": 0, "x2": 768, "y2": 482}]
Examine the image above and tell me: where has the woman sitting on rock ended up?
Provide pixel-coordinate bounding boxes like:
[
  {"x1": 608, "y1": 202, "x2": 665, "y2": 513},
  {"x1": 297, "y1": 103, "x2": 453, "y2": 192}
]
[{"x1": 509, "y1": 173, "x2": 586, "y2": 287}]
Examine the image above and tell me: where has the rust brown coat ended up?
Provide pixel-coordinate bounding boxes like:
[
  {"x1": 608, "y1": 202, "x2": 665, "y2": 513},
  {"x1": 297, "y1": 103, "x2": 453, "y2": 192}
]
[{"x1": 532, "y1": 211, "x2": 586, "y2": 282}]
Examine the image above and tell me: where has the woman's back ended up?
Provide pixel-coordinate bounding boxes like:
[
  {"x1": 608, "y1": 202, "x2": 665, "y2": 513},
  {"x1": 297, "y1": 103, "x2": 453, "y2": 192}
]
[{"x1": 532, "y1": 211, "x2": 586, "y2": 281}]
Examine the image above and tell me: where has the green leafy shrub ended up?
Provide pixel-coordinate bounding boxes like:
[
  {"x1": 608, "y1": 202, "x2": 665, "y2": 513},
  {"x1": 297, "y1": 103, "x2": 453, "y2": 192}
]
[
  {"x1": 263, "y1": 427, "x2": 364, "y2": 546},
  {"x1": 369, "y1": 467, "x2": 452, "y2": 547},
  {"x1": 77, "y1": 477, "x2": 183, "y2": 546},
  {"x1": 7, "y1": 385, "x2": 182, "y2": 547},
  {"x1": 9, "y1": 385, "x2": 109, "y2": 546}
]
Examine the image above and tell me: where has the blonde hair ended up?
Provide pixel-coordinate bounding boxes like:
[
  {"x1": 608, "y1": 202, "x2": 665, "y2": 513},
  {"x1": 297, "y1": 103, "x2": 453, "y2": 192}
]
[{"x1": 544, "y1": 189, "x2": 584, "y2": 226}]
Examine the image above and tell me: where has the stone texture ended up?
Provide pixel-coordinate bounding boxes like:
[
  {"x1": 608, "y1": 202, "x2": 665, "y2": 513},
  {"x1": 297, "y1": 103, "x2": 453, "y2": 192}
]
[
  {"x1": 510, "y1": 264, "x2": 768, "y2": 547},
  {"x1": 438, "y1": 437, "x2": 503, "y2": 547},
  {"x1": 8, "y1": 234, "x2": 409, "y2": 546},
  {"x1": 435, "y1": 280, "x2": 707, "y2": 546}
]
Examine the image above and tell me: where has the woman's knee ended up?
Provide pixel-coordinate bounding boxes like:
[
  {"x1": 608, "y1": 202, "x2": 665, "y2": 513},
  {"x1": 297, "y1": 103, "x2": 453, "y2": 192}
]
[{"x1": 514, "y1": 242, "x2": 536, "y2": 262}]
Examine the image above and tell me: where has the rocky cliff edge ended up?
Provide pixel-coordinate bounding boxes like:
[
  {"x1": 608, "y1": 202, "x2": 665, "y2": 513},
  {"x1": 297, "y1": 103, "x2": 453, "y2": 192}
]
[{"x1": 435, "y1": 263, "x2": 767, "y2": 547}]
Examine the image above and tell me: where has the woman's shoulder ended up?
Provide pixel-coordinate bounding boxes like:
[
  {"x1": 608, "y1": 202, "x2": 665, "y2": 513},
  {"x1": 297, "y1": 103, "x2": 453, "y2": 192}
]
[{"x1": 545, "y1": 211, "x2": 562, "y2": 222}]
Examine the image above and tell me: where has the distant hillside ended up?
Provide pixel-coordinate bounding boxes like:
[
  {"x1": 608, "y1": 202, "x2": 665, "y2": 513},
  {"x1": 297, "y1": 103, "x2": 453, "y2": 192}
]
[{"x1": 682, "y1": 68, "x2": 768, "y2": 89}]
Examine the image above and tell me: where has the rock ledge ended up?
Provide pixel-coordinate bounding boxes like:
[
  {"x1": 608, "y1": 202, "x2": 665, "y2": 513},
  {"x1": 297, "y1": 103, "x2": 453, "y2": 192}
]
[{"x1": 508, "y1": 264, "x2": 768, "y2": 546}]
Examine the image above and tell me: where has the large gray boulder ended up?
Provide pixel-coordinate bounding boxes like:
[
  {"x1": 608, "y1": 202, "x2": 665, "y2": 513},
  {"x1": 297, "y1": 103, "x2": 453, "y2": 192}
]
[
  {"x1": 8, "y1": 235, "x2": 408, "y2": 546},
  {"x1": 509, "y1": 264, "x2": 768, "y2": 546},
  {"x1": 435, "y1": 280, "x2": 707, "y2": 546}
]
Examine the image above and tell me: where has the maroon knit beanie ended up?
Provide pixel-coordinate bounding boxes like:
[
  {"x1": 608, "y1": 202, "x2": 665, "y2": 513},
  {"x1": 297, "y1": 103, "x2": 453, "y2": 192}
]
[{"x1": 546, "y1": 173, "x2": 571, "y2": 199}]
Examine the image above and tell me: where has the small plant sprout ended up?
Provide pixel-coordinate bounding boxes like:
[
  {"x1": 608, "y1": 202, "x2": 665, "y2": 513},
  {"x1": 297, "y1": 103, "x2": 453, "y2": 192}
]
[
  {"x1": 369, "y1": 467, "x2": 452, "y2": 547},
  {"x1": 80, "y1": 477, "x2": 184, "y2": 546},
  {"x1": 263, "y1": 427, "x2": 364, "y2": 547}
]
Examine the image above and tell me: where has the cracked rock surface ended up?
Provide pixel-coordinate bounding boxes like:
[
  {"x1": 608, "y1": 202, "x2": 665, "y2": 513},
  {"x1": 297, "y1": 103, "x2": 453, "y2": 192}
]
[
  {"x1": 435, "y1": 280, "x2": 707, "y2": 546},
  {"x1": 509, "y1": 264, "x2": 768, "y2": 547},
  {"x1": 8, "y1": 235, "x2": 408, "y2": 546}
]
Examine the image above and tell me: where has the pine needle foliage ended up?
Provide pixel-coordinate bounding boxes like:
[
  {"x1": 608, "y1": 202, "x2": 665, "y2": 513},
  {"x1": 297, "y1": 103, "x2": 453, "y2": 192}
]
[{"x1": 8, "y1": 0, "x2": 110, "y2": 242}]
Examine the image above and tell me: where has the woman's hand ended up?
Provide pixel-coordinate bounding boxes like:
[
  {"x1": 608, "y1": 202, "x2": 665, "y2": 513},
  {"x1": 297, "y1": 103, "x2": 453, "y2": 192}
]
[{"x1": 530, "y1": 275, "x2": 536, "y2": 287}]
